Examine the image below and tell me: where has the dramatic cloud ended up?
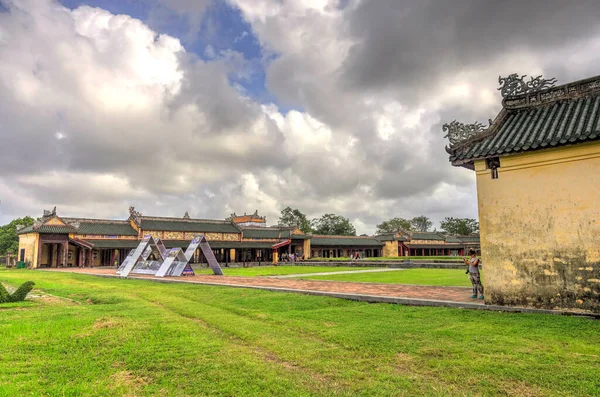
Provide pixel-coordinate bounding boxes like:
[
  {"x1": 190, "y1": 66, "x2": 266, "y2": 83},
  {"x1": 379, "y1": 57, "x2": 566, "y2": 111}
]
[{"x1": 1, "y1": 0, "x2": 600, "y2": 233}]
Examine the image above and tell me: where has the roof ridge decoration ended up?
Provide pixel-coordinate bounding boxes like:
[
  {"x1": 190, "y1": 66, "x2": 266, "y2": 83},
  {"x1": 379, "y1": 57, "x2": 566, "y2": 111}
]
[
  {"x1": 63, "y1": 217, "x2": 131, "y2": 224},
  {"x1": 498, "y1": 73, "x2": 557, "y2": 98},
  {"x1": 502, "y1": 74, "x2": 600, "y2": 109},
  {"x1": 443, "y1": 119, "x2": 492, "y2": 147},
  {"x1": 312, "y1": 234, "x2": 375, "y2": 239},
  {"x1": 183, "y1": 212, "x2": 190, "y2": 219},
  {"x1": 129, "y1": 206, "x2": 143, "y2": 227},
  {"x1": 141, "y1": 215, "x2": 231, "y2": 224}
]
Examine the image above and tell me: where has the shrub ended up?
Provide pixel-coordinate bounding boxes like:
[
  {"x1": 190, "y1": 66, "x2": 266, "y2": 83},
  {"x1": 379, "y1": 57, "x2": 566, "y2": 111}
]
[
  {"x1": 0, "y1": 281, "x2": 35, "y2": 303},
  {"x1": 0, "y1": 283, "x2": 9, "y2": 302}
]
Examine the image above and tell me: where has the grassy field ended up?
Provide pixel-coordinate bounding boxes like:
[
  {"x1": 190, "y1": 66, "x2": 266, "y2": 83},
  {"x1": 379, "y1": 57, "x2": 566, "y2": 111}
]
[
  {"x1": 300, "y1": 269, "x2": 472, "y2": 287},
  {"x1": 308, "y1": 256, "x2": 464, "y2": 262},
  {"x1": 1, "y1": 269, "x2": 599, "y2": 396},
  {"x1": 193, "y1": 265, "x2": 373, "y2": 276}
]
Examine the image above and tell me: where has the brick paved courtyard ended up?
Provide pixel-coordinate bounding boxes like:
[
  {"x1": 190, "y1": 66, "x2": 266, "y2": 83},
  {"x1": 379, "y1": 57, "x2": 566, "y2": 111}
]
[{"x1": 45, "y1": 267, "x2": 482, "y2": 305}]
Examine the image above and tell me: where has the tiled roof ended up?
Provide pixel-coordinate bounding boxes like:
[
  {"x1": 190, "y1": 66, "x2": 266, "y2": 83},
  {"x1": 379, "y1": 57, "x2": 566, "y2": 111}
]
[
  {"x1": 242, "y1": 227, "x2": 292, "y2": 239},
  {"x1": 82, "y1": 239, "x2": 141, "y2": 249},
  {"x1": 161, "y1": 240, "x2": 275, "y2": 249},
  {"x1": 449, "y1": 75, "x2": 600, "y2": 167},
  {"x1": 34, "y1": 225, "x2": 76, "y2": 234},
  {"x1": 140, "y1": 217, "x2": 240, "y2": 233},
  {"x1": 16, "y1": 225, "x2": 34, "y2": 234},
  {"x1": 63, "y1": 218, "x2": 138, "y2": 236},
  {"x1": 310, "y1": 236, "x2": 383, "y2": 247},
  {"x1": 410, "y1": 232, "x2": 445, "y2": 241},
  {"x1": 457, "y1": 236, "x2": 480, "y2": 243},
  {"x1": 374, "y1": 233, "x2": 398, "y2": 242},
  {"x1": 17, "y1": 218, "x2": 137, "y2": 236}
]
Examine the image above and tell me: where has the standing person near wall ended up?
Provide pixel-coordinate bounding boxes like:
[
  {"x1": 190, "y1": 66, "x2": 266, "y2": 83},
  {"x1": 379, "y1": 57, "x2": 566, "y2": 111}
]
[{"x1": 464, "y1": 250, "x2": 484, "y2": 299}]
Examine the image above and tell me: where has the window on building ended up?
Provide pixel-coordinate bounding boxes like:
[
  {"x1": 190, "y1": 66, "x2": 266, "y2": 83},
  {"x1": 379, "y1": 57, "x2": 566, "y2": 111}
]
[
  {"x1": 486, "y1": 157, "x2": 500, "y2": 179},
  {"x1": 20, "y1": 249, "x2": 25, "y2": 262}
]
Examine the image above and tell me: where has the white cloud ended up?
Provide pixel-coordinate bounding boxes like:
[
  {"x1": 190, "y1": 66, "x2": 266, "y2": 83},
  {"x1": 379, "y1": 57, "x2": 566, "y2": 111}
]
[{"x1": 4, "y1": 0, "x2": 600, "y2": 235}]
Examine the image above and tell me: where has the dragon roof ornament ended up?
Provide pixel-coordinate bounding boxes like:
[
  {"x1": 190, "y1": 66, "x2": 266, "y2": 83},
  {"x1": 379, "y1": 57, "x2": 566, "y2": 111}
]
[
  {"x1": 443, "y1": 119, "x2": 492, "y2": 147},
  {"x1": 128, "y1": 206, "x2": 143, "y2": 226},
  {"x1": 498, "y1": 73, "x2": 557, "y2": 98}
]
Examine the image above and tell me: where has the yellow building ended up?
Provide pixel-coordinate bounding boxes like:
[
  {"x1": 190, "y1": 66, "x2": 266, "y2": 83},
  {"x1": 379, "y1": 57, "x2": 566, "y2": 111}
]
[
  {"x1": 17, "y1": 207, "x2": 387, "y2": 268},
  {"x1": 446, "y1": 74, "x2": 600, "y2": 313}
]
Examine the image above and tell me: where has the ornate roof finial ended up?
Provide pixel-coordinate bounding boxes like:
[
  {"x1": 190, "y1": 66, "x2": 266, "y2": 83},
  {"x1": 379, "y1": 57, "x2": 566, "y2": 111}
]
[
  {"x1": 498, "y1": 73, "x2": 557, "y2": 98},
  {"x1": 128, "y1": 206, "x2": 142, "y2": 226},
  {"x1": 183, "y1": 211, "x2": 190, "y2": 219},
  {"x1": 443, "y1": 119, "x2": 491, "y2": 147}
]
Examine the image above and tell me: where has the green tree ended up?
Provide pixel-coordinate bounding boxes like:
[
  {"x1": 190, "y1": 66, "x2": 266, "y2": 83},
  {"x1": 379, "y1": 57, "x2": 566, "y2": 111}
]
[
  {"x1": 410, "y1": 216, "x2": 432, "y2": 232},
  {"x1": 0, "y1": 216, "x2": 35, "y2": 255},
  {"x1": 375, "y1": 217, "x2": 412, "y2": 234},
  {"x1": 440, "y1": 217, "x2": 479, "y2": 235},
  {"x1": 311, "y1": 213, "x2": 356, "y2": 236},
  {"x1": 277, "y1": 207, "x2": 312, "y2": 233}
]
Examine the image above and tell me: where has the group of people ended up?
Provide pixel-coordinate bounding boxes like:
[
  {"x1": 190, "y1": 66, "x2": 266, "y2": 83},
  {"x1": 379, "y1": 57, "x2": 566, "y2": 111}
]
[{"x1": 281, "y1": 252, "x2": 304, "y2": 262}]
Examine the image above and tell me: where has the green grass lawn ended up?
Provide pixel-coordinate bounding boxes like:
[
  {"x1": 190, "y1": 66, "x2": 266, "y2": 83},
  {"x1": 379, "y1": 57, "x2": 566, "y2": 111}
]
[
  {"x1": 1, "y1": 269, "x2": 599, "y2": 396},
  {"x1": 193, "y1": 265, "x2": 373, "y2": 276},
  {"x1": 300, "y1": 269, "x2": 473, "y2": 287},
  {"x1": 308, "y1": 256, "x2": 464, "y2": 262}
]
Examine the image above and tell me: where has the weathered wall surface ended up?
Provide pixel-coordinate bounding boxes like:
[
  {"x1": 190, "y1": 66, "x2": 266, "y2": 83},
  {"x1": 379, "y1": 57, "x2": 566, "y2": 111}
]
[
  {"x1": 475, "y1": 142, "x2": 600, "y2": 312},
  {"x1": 17, "y1": 233, "x2": 38, "y2": 267},
  {"x1": 383, "y1": 241, "x2": 398, "y2": 257}
]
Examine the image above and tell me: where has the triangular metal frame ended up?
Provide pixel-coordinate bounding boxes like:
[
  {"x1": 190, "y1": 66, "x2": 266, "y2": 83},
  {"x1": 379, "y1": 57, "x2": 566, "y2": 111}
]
[{"x1": 118, "y1": 234, "x2": 223, "y2": 278}]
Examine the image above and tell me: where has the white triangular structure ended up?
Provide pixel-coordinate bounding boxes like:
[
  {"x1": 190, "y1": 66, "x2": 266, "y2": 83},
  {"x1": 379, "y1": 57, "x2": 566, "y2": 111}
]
[
  {"x1": 141, "y1": 237, "x2": 168, "y2": 261},
  {"x1": 118, "y1": 234, "x2": 223, "y2": 278},
  {"x1": 155, "y1": 234, "x2": 223, "y2": 277},
  {"x1": 117, "y1": 235, "x2": 154, "y2": 276},
  {"x1": 155, "y1": 248, "x2": 189, "y2": 277}
]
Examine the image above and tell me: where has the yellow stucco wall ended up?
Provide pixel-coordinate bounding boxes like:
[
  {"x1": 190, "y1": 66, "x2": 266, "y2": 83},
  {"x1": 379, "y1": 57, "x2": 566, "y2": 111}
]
[
  {"x1": 475, "y1": 141, "x2": 600, "y2": 312},
  {"x1": 17, "y1": 233, "x2": 39, "y2": 268},
  {"x1": 383, "y1": 241, "x2": 398, "y2": 257},
  {"x1": 303, "y1": 239, "x2": 311, "y2": 259}
]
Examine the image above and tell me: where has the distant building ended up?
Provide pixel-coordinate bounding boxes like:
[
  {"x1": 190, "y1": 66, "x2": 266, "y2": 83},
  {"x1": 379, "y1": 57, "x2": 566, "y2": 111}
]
[
  {"x1": 229, "y1": 211, "x2": 267, "y2": 227},
  {"x1": 446, "y1": 73, "x2": 600, "y2": 313},
  {"x1": 17, "y1": 207, "x2": 479, "y2": 269},
  {"x1": 17, "y1": 207, "x2": 389, "y2": 268},
  {"x1": 377, "y1": 231, "x2": 479, "y2": 257}
]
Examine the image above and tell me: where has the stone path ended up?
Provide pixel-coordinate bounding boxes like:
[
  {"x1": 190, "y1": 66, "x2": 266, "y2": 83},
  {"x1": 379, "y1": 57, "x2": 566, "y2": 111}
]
[
  {"x1": 38, "y1": 267, "x2": 600, "y2": 316},
  {"x1": 44, "y1": 267, "x2": 480, "y2": 305},
  {"x1": 271, "y1": 268, "x2": 404, "y2": 278}
]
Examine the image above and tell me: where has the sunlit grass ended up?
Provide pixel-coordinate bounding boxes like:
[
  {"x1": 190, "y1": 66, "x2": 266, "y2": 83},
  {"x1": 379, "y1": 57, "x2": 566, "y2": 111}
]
[
  {"x1": 299, "y1": 269, "x2": 473, "y2": 287},
  {"x1": 1, "y1": 269, "x2": 598, "y2": 396},
  {"x1": 193, "y1": 265, "x2": 373, "y2": 276}
]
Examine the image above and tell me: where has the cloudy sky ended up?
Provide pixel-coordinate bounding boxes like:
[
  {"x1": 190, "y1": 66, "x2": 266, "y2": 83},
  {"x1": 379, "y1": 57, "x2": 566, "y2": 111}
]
[{"x1": 1, "y1": 0, "x2": 600, "y2": 234}]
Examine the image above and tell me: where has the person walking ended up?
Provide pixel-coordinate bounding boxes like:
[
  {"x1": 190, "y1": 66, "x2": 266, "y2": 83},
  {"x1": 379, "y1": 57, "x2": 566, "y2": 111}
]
[{"x1": 464, "y1": 250, "x2": 484, "y2": 299}]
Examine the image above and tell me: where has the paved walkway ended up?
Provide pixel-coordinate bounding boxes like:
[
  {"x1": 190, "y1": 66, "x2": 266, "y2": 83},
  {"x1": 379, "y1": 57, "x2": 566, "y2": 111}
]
[
  {"x1": 44, "y1": 267, "x2": 480, "y2": 304},
  {"x1": 40, "y1": 267, "x2": 599, "y2": 317},
  {"x1": 271, "y1": 268, "x2": 405, "y2": 278}
]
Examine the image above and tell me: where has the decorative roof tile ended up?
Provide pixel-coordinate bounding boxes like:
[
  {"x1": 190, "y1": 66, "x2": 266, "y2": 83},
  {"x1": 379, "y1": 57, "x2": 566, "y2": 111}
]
[
  {"x1": 447, "y1": 74, "x2": 600, "y2": 168},
  {"x1": 310, "y1": 236, "x2": 383, "y2": 247},
  {"x1": 81, "y1": 239, "x2": 141, "y2": 249},
  {"x1": 140, "y1": 217, "x2": 240, "y2": 233},
  {"x1": 242, "y1": 227, "x2": 291, "y2": 239},
  {"x1": 410, "y1": 232, "x2": 445, "y2": 241},
  {"x1": 63, "y1": 218, "x2": 138, "y2": 236}
]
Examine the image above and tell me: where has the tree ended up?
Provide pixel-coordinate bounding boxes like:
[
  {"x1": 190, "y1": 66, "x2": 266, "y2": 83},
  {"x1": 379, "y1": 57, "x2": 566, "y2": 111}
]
[
  {"x1": 277, "y1": 207, "x2": 311, "y2": 233},
  {"x1": 410, "y1": 216, "x2": 432, "y2": 232},
  {"x1": 375, "y1": 217, "x2": 412, "y2": 234},
  {"x1": 311, "y1": 213, "x2": 356, "y2": 236},
  {"x1": 0, "y1": 216, "x2": 35, "y2": 255},
  {"x1": 440, "y1": 217, "x2": 479, "y2": 235}
]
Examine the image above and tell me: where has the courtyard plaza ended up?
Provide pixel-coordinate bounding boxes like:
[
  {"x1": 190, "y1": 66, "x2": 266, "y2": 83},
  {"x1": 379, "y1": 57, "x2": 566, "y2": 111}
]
[{"x1": 43, "y1": 266, "x2": 598, "y2": 316}]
